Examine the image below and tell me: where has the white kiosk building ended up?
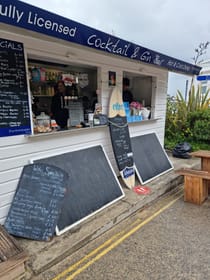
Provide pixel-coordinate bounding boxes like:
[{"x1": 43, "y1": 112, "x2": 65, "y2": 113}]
[{"x1": 0, "y1": 0, "x2": 201, "y2": 224}]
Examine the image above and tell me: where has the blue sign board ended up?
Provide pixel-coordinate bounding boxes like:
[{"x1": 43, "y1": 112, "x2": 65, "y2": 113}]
[
  {"x1": 197, "y1": 75, "x2": 210, "y2": 81},
  {"x1": 0, "y1": 0, "x2": 201, "y2": 75}
]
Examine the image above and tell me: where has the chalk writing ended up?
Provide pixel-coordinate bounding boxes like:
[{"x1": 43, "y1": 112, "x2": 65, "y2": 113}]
[
  {"x1": 109, "y1": 116, "x2": 133, "y2": 171},
  {"x1": 4, "y1": 163, "x2": 68, "y2": 241},
  {"x1": 0, "y1": 38, "x2": 31, "y2": 136}
]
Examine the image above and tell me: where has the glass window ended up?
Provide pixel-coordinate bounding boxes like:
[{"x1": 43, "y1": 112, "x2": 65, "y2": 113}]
[
  {"x1": 123, "y1": 72, "x2": 154, "y2": 122},
  {"x1": 28, "y1": 59, "x2": 98, "y2": 132}
]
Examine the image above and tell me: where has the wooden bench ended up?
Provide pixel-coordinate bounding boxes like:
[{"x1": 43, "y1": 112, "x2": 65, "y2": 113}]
[
  {"x1": 175, "y1": 168, "x2": 210, "y2": 205},
  {"x1": 190, "y1": 150, "x2": 210, "y2": 194}
]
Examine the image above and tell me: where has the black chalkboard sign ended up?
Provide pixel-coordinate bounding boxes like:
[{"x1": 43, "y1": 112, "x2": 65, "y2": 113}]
[
  {"x1": 109, "y1": 116, "x2": 134, "y2": 171},
  {"x1": 131, "y1": 133, "x2": 173, "y2": 184},
  {"x1": 34, "y1": 145, "x2": 124, "y2": 235},
  {"x1": 0, "y1": 38, "x2": 31, "y2": 137},
  {"x1": 4, "y1": 163, "x2": 68, "y2": 241}
]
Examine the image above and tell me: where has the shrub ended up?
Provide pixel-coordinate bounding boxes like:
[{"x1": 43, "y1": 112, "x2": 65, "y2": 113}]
[
  {"x1": 188, "y1": 109, "x2": 210, "y2": 142},
  {"x1": 165, "y1": 86, "x2": 210, "y2": 151}
]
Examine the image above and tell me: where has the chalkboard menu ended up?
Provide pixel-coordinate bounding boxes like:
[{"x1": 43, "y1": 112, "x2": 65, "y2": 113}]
[
  {"x1": 4, "y1": 163, "x2": 68, "y2": 241},
  {"x1": 0, "y1": 38, "x2": 31, "y2": 137},
  {"x1": 109, "y1": 116, "x2": 134, "y2": 172},
  {"x1": 34, "y1": 145, "x2": 124, "y2": 235},
  {"x1": 131, "y1": 133, "x2": 173, "y2": 184}
]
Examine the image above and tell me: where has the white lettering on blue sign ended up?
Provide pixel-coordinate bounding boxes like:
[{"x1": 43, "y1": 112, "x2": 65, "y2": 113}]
[
  {"x1": 140, "y1": 51, "x2": 152, "y2": 63},
  {"x1": 112, "y1": 102, "x2": 124, "y2": 111},
  {"x1": 153, "y1": 54, "x2": 164, "y2": 66},
  {"x1": 0, "y1": 4, "x2": 77, "y2": 38},
  {"x1": 87, "y1": 35, "x2": 130, "y2": 56},
  {"x1": 0, "y1": 1, "x2": 201, "y2": 75},
  {"x1": 27, "y1": 12, "x2": 77, "y2": 37},
  {"x1": 0, "y1": 4, "x2": 24, "y2": 23},
  {"x1": 167, "y1": 60, "x2": 190, "y2": 72},
  {"x1": 131, "y1": 47, "x2": 140, "y2": 59},
  {"x1": 123, "y1": 167, "x2": 134, "y2": 178}
]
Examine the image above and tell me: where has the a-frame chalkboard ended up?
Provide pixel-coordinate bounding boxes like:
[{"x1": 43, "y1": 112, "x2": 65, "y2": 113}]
[
  {"x1": 131, "y1": 133, "x2": 173, "y2": 184},
  {"x1": 4, "y1": 163, "x2": 68, "y2": 241},
  {"x1": 33, "y1": 145, "x2": 124, "y2": 235}
]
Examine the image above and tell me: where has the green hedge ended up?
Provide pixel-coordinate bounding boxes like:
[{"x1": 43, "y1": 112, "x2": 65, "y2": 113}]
[{"x1": 164, "y1": 93, "x2": 210, "y2": 151}]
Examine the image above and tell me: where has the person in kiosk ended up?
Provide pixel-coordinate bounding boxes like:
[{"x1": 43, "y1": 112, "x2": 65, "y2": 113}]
[
  {"x1": 122, "y1": 77, "x2": 133, "y2": 104},
  {"x1": 51, "y1": 80, "x2": 69, "y2": 129}
]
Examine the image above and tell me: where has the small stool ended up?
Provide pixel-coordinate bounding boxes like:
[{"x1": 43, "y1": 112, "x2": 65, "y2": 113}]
[{"x1": 176, "y1": 168, "x2": 210, "y2": 205}]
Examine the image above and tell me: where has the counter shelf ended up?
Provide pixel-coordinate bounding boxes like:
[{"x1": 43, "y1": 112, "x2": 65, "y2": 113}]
[{"x1": 29, "y1": 118, "x2": 160, "y2": 138}]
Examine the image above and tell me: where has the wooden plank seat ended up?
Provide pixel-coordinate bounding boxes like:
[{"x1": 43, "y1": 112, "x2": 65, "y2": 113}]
[
  {"x1": 0, "y1": 225, "x2": 28, "y2": 280},
  {"x1": 175, "y1": 168, "x2": 210, "y2": 205}
]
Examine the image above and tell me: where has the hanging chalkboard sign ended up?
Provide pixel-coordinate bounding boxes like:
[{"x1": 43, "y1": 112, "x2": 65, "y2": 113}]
[
  {"x1": 0, "y1": 38, "x2": 31, "y2": 137},
  {"x1": 108, "y1": 87, "x2": 135, "y2": 189},
  {"x1": 34, "y1": 145, "x2": 124, "y2": 235},
  {"x1": 131, "y1": 133, "x2": 173, "y2": 184},
  {"x1": 109, "y1": 116, "x2": 133, "y2": 172},
  {"x1": 4, "y1": 163, "x2": 68, "y2": 241}
]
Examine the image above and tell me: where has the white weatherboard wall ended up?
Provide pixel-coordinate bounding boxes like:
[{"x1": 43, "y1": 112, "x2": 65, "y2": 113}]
[{"x1": 0, "y1": 28, "x2": 168, "y2": 224}]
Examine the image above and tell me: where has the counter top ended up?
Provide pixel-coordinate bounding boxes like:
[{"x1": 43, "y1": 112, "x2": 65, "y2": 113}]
[{"x1": 26, "y1": 118, "x2": 160, "y2": 138}]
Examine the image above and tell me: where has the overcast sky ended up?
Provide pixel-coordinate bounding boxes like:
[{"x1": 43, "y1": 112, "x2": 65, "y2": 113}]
[{"x1": 22, "y1": 0, "x2": 210, "y2": 96}]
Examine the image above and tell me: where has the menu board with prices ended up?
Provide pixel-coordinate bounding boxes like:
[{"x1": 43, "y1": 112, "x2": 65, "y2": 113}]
[{"x1": 0, "y1": 38, "x2": 31, "y2": 137}]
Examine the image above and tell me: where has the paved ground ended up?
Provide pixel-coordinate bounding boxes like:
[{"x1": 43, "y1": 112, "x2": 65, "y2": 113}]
[
  {"x1": 53, "y1": 188, "x2": 209, "y2": 280},
  {"x1": 16, "y1": 152, "x2": 200, "y2": 279}
]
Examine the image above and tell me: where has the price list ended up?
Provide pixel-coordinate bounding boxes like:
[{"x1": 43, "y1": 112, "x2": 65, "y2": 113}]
[
  {"x1": 0, "y1": 38, "x2": 31, "y2": 136},
  {"x1": 109, "y1": 116, "x2": 133, "y2": 171}
]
